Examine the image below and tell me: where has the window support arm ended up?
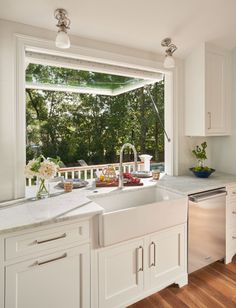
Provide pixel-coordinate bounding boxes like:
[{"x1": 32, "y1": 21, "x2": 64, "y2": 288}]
[{"x1": 146, "y1": 88, "x2": 171, "y2": 143}]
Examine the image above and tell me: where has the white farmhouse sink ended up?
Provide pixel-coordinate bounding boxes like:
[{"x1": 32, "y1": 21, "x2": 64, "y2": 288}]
[{"x1": 90, "y1": 186, "x2": 187, "y2": 246}]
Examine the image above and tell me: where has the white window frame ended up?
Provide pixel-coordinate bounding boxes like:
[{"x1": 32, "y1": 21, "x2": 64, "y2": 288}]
[
  {"x1": 25, "y1": 50, "x2": 163, "y2": 96},
  {"x1": 15, "y1": 33, "x2": 176, "y2": 199}
]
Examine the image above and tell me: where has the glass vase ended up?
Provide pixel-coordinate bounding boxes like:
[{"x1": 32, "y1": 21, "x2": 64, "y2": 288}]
[{"x1": 36, "y1": 178, "x2": 49, "y2": 199}]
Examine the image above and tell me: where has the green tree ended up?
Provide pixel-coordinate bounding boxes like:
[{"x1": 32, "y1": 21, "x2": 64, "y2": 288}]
[{"x1": 26, "y1": 64, "x2": 164, "y2": 165}]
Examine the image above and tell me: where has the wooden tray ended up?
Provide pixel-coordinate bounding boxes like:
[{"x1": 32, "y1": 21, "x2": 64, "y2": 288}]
[{"x1": 96, "y1": 181, "x2": 143, "y2": 187}]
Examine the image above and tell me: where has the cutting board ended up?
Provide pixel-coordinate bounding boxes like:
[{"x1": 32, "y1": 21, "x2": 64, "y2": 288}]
[{"x1": 96, "y1": 181, "x2": 143, "y2": 187}]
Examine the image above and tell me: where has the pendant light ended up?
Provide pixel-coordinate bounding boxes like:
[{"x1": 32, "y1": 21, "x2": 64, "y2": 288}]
[
  {"x1": 54, "y1": 9, "x2": 71, "y2": 49},
  {"x1": 161, "y1": 38, "x2": 177, "y2": 69}
]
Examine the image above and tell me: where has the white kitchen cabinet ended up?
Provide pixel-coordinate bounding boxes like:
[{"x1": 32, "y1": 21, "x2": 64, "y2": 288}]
[
  {"x1": 5, "y1": 244, "x2": 90, "y2": 308},
  {"x1": 97, "y1": 224, "x2": 187, "y2": 308},
  {"x1": 149, "y1": 224, "x2": 186, "y2": 288},
  {"x1": 185, "y1": 43, "x2": 231, "y2": 136},
  {"x1": 1, "y1": 219, "x2": 91, "y2": 308},
  {"x1": 98, "y1": 238, "x2": 145, "y2": 308}
]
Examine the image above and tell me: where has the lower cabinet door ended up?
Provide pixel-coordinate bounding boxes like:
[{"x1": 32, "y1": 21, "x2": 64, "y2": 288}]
[
  {"x1": 5, "y1": 244, "x2": 90, "y2": 308},
  {"x1": 149, "y1": 225, "x2": 186, "y2": 288},
  {"x1": 98, "y1": 239, "x2": 145, "y2": 308}
]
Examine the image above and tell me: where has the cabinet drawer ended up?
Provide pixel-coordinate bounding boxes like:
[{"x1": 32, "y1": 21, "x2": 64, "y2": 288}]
[
  {"x1": 227, "y1": 226, "x2": 236, "y2": 252},
  {"x1": 5, "y1": 221, "x2": 89, "y2": 260},
  {"x1": 227, "y1": 200, "x2": 236, "y2": 227}
]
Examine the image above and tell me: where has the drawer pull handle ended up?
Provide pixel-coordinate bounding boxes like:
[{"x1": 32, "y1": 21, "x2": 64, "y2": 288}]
[
  {"x1": 232, "y1": 192, "x2": 236, "y2": 195},
  {"x1": 232, "y1": 211, "x2": 236, "y2": 214},
  {"x1": 232, "y1": 236, "x2": 236, "y2": 240},
  {"x1": 35, "y1": 233, "x2": 66, "y2": 244},
  {"x1": 35, "y1": 253, "x2": 67, "y2": 266}
]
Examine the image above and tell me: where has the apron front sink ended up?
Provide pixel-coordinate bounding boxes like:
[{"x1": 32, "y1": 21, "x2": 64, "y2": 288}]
[{"x1": 90, "y1": 186, "x2": 187, "y2": 246}]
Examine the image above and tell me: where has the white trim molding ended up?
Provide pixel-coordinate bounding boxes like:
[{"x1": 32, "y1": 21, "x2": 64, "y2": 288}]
[
  {"x1": 14, "y1": 36, "x2": 27, "y2": 200},
  {"x1": 25, "y1": 79, "x2": 158, "y2": 97},
  {"x1": 25, "y1": 51, "x2": 163, "y2": 80}
]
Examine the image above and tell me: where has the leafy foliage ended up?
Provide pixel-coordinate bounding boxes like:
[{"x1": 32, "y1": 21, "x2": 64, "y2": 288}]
[
  {"x1": 192, "y1": 141, "x2": 210, "y2": 171},
  {"x1": 26, "y1": 64, "x2": 164, "y2": 166},
  {"x1": 192, "y1": 142, "x2": 207, "y2": 161},
  {"x1": 193, "y1": 166, "x2": 211, "y2": 172}
]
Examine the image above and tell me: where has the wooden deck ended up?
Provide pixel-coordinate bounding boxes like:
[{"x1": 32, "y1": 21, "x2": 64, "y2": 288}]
[{"x1": 129, "y1": 260, "x2": 236, "y2": 308}]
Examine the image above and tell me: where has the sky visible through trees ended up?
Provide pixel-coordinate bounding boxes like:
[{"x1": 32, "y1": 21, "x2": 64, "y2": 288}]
[{"x1": 26, "y1": 64, "x2": 164, "y2": 166}]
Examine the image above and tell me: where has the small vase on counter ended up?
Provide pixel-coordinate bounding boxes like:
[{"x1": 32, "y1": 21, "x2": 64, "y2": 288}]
[
  {"x1": 36, "y1": 178, "x2": 49, "y2": 199},
  {"x1": 25, "y1": 155, "x2": 61, "y2": 201}
]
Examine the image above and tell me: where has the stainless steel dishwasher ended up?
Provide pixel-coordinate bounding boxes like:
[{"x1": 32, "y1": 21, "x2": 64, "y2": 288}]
[{"x1": 188, "y1": 188, "x2": 226, "y2": 273}]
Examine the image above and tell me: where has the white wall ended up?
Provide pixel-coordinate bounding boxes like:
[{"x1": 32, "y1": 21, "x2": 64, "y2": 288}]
[
  {"x1": 208, "y1": 48, "x2": 236, "y2": 174},
  {"x1": 0, "y1": 18, "x2": 192, "y2": 202}
]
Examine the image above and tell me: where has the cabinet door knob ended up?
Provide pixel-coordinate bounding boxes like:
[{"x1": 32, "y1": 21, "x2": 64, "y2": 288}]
[
  {"x1": 232, "y1": 236, "x2": 236, "y2": 240},
  {"x1": 232, "y1": 211, "x2": 236, "y2": 214}
]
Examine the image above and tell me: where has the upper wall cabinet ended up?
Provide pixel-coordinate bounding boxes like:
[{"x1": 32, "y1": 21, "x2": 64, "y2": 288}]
[{"x1": 185, "y1": 43, "x2": 231, "y2": 136}]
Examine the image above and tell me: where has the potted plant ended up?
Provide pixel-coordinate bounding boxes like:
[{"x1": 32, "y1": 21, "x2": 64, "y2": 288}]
[{"x1": 190, "y1": 141, "x2": 215, "y2": 178}]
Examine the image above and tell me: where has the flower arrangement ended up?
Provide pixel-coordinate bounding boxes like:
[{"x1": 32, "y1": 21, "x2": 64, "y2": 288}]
[{"x1": 25, "y1": 155, "x2": 61, "y2": 199}]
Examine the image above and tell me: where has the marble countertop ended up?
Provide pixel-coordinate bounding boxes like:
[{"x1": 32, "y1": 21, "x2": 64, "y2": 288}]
[
  {"x1": 157, "y1": 172, "x2": 236, "y2": 195},
  {"x1": 0, "y1": 178, "x2": 157, "y2": 235},
  {"x1": 1, "y1": 172, "x2": 236, "y2": 235},
  {"x1": 0, "y1": 189, "x2": 104, "y2": 235}
]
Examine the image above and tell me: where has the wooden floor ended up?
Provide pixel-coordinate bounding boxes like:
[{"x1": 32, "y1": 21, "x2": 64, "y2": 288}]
[{"x1": 129, "y1": 260, "x2": 236, "y2": 308}]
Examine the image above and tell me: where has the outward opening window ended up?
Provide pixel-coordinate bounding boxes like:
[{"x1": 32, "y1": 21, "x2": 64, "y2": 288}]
[{"x1": 25, "y1": 54, "x2": 166, "y2": 190}]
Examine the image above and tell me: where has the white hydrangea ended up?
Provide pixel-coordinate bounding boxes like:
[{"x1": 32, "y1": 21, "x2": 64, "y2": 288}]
[
  {"x1": 38, "y1": 160, "x2": 59, "y2": 180},
  {"x1": 25, "y1": 157, "x2": 59, "y2": 180}
]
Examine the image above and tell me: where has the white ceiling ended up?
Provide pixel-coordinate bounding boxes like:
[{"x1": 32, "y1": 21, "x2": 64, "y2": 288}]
[{"x1": 1, "y1": 0, "x2": 236, "y2": 57}]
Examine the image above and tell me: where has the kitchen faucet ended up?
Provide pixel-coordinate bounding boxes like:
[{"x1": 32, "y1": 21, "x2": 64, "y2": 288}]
[{"x1": 119, "y1": 143, "x2": 138, "y2": 189}]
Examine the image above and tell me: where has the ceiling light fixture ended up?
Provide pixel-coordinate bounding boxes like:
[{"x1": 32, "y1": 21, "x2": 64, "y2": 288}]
[
  {"x1": 54, "y1": 9, "x2": 71, "y2": 49},
  {"x1": 161, "y1": 38, "x2": 177, "y2": 69}
]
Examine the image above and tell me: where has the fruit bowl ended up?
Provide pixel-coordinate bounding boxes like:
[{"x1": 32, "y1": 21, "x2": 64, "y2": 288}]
[{"x1": 190, "y1": 167, "x2": 215, "y2": 178}]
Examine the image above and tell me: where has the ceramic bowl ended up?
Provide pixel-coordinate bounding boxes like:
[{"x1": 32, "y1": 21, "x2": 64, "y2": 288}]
[{"x1": 189, "y1": 167, "x2": 215, "y2": 178}]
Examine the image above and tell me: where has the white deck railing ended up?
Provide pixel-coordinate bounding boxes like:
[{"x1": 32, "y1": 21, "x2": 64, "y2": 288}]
[{"x1": 26, "y1": 161, "x2": 144, "y2": 186}]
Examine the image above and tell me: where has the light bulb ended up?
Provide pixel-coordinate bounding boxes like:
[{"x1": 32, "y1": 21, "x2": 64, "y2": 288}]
[
  {"x1": 55, "y1": 30, "x2": 70, "y2": 49},
  {"x1": 163, "y1": 54, "x2": 175, "y2": 68}
]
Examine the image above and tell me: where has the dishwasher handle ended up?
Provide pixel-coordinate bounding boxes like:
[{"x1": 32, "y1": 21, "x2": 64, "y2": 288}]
[{"x1": 189, "y1": 190, "x2": 226, "y2": 203}]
